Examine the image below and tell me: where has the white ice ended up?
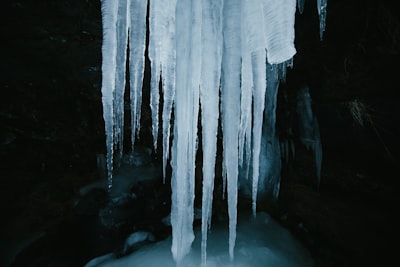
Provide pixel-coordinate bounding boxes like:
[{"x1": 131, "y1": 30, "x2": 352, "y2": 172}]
[
  {"x1": 100, "y1": 0, "x2": 327, "y2": 264},
  {"x1": 221, "y1": 0, "x2": 241, "y2": 260},
  {"x1": 199, "y1": 0, "x2": 223, "y2": 265},
  {"x1": 129, "y1": 0, "x2": 147, "y2": 150}
]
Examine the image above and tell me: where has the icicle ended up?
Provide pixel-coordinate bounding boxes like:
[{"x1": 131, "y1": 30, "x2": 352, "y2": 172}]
[
  {"x1": 262, "y1": 0, "x2": 297, "y2": 64},
  {"x1": 99, "y1": 0, "x2": 328, "y2": 264},
  {"x1": 259, "y1": 63, "x2": 281, "y2": 200},
  {"x1": 221, "y1": 0, "x2": 241, "y2": 260},
  {"x1": 129, "y1": 0, "x2": 147, "y2": 150},
  {"x1": 148, "y1": 0, "x2": 163, "y2": 151},
  {"x1": 148, "y1": 0, "x2": 178, "y2": 178},
  {"x1": 100, "y1": 0, "x2": 118, "y2": 191},
  {"x1": 250, "y1": 50, "x2": 267, "y2": 217},
  {"x1": 297, "y1": 0, "x2": 305, "y2": 14},
  {"x1": 241, "y1": 0, "x2": 269, "y2": 217},
  {"x1": 113, "y1": 0, "x2": 130, "y2": 166},
  {"x1": 160, "y1": 1, "x2": 177, "y2": 181},
  {"x1": 238, "y1": 53, "x2": 252, "y2": 169},
  {"x1": 296, "y1": 87, "x2": 322, "y2": 187},
  {"x1": 317, "y1": 0, "x2": 328, "y2": 40},
  {"x1": 170, "y1": 0, "x2": 201, "y2": 264},
  {"x1": 200, "y1": 0, "x2": 223, "y2": 265}
]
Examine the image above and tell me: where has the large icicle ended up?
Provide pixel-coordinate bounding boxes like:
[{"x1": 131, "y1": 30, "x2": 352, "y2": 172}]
[
  {"x1": 200, "y1": 0, "x2": 223, "y2": 265},
  {"x1": 221, "y1": 0, "x2": 241, "y2": 260},
  {"x1": 148, "y1": 0, "x2": 178, "y2": 178},
  {"x1": 129, "y1": 0, "x2": 147, "y2": 150},
  {"x1": 262, "y1": 0, "x2": 297, "y2": 64},
  {"x1": 170, "y1": 0, "x2": 201, "y2": 264},
  {"x1": 100, "y1": 0, "x2": 118, "y2": 191},
  {"x1": 242, "y1": 0, "x2": 268, "y2": 217}
]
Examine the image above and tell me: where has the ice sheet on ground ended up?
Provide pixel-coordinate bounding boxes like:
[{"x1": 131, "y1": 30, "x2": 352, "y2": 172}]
[{"x1": 85, "y1": 212, "x2": 314, "y2": 267}]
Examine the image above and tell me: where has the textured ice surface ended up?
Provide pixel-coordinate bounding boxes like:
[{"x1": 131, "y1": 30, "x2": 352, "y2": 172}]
[{"x1": 85, "y1": 212, "x2": 314, "y2": 267}]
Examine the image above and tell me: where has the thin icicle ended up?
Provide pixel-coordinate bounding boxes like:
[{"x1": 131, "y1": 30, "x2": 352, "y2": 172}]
[
  {"x1": 100, "y1": 0, "x2": 118, "y2": 191},
  {"x1": 148, "y1": 0, "x2": 163, "y2": 151},
  {"x1": 250, "y1": 50, "x2": 267, "y2": 217},
  {"x1": 297, "y1": 0, "x2": 305, "y2": 14},
  {"x1": 221, "y1": 0, "x2": 241, "y2": 260},
  {"x1": 129, "y1": 0, "x2": 148, "y2": 150},
  {"x1": 239, "y1": 55, "x2": 252, "y2": 169},
  {"x1": 238, "y1": 0, "x2": 254, "y2": 170},
  {"x1": 317, "y1": 0, "x2": 328, "y2": 40},
  {"x1": 200, "y1": 0, "x2": 223, "y2": 265},
  {"x1": 160, "y1": 0, "x2": 177, "y2": 181},
  {"x1": 113, "y1": 0, "x2": 130, "y2": 166}
]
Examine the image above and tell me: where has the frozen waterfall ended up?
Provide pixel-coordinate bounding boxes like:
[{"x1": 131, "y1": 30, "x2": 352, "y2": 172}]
[{"x1": 100, "y1": 0, "x2": 328, "y2": 265}]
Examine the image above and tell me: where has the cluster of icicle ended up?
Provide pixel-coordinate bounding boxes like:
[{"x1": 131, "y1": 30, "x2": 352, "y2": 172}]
[{"x1": 100, "y1": 0, "x2": 327, "y2": 265}]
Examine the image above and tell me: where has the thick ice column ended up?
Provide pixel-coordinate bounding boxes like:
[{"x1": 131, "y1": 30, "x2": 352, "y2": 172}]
[
  {"x1": 170, "y1": 0, "x2": 201, "y2": 264},
  {"x1": 221, "y1": 0, "x2": 241, "y2": 260},
  {"x1": 262, "y1": 0, "x2": 297, "y2": 64},
  {"x1": 200, "y1": 0, "x2": 223, "y2": 265},
  {"x1": 148, "y1": 0, "x2": 178, "y2": 178},
  {"x1": 242, "y1": 0, "x2": 268, "y2": 216},
  {"x1": 129, "y1": 0, "x2": 148, "y2": 150},
  {"x1": 100, "y1": 0, "x2": 118, "y2": 190}
]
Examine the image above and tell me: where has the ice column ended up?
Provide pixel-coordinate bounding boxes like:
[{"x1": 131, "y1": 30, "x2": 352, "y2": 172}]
[
  {"x1": 221, "y1": 0, "x2": 241, "y2": 260},
  {"x1": 99, "y1": 0, "x2": 328, "y2": 264},
  {"x1": 170, "y1": 0, "x2": 201, "y2": 264},
  {"x1": 148, "y1": 0, "x2": 177, "y2": 179},
  {"x1": 200, "y1": 0, "x2": 223, "y2": 265}
]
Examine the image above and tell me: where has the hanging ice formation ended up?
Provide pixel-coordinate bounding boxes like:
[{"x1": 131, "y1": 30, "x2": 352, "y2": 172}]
[
  {"x1": 296, "y1": 87, "x2": 323, "y2": 186},
  {"x1": 100, "y1": 0, "x2": 328, "y2": 265}
]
